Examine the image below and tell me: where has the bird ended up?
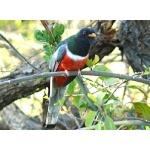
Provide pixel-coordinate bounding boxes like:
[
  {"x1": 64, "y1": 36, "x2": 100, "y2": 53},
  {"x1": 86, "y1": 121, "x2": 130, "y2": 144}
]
[{"x1": 45, "y1": 27, "x2": 96, "y2": 128}]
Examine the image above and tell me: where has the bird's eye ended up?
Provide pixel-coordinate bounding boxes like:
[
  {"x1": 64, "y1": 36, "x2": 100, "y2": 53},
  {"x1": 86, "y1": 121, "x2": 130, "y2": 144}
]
[{"x1": 83, "y1": 31, "x2": 86, "y2": 34}]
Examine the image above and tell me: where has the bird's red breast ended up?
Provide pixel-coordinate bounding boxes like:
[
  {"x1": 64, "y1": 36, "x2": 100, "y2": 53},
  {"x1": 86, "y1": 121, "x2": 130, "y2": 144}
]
[{"x1": 54, "y1": 53, "x2": 88, "y2": 87}]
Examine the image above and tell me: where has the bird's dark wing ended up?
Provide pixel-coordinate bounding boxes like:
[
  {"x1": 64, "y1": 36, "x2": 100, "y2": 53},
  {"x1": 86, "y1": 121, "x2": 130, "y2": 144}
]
[{"x1": 49, "y1": 44, "x2": 67, "y2": 72}]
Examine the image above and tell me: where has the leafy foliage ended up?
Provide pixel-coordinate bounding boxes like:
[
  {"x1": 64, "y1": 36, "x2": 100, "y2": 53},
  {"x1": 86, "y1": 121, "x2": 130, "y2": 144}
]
[
  {"x1": 66, "y1": 55, "x2": 150, "y2": 130},
  {"x1": 34, "y1": 23, "x2": 65, "y2": 62}
]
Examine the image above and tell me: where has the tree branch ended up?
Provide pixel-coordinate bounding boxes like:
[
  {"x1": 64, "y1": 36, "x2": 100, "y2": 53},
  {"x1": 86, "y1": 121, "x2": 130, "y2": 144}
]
[
  {"x1": 1, "y1": 70, "x2": 150, "y2": 87},
  {"x1": 78, "y1": 118, "x2": 150, "y2": 130},
  {"x1": 0, "y1": 33, "x2": 42, "y2": 73}
]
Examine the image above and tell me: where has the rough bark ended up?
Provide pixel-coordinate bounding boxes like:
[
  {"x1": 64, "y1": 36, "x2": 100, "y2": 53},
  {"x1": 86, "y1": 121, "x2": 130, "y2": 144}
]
[
  {"x1": 0, "y1": 58, "x2": 49, "y2": 110},
  {"x1": 117, "y1": 20, "x2": 150, "y2": 73},
  {"x1": 0, "y1": 20, "x2": 150, "y2": 129}
]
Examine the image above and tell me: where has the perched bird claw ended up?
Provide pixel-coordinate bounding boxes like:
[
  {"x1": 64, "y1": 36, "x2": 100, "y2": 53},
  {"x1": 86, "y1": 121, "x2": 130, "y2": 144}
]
[
  {"x1": 65, "y1": 70, "x2": 69, "y2": 76},
  {"x1": 77, "y1": 69, "x2": 81, "y2": 76}
]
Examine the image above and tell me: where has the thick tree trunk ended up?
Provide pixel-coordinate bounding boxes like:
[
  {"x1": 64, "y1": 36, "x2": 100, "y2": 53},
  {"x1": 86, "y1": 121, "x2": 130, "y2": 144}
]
[
  {"x1": 117, "y1": 20, "x2": 150, "y2": 73},
  {"x1": 0, "y1": 20, "x2": 150, "y2": 129}
]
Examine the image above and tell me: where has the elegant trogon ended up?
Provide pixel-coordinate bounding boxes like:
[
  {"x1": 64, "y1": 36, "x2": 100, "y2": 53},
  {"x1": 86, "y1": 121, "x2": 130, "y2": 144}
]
[{"x1": 45, "y1": 27, "x2": 96, "y2": 128}]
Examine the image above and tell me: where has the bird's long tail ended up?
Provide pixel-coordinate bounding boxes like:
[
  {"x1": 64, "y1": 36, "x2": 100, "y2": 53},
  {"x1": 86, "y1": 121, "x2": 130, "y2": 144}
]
[{"x1": 45, "y1": 77, "x2": 67, "y2": 128}]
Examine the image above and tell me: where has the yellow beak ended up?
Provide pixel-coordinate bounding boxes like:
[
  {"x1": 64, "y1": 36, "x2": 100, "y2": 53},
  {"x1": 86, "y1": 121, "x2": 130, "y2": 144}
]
[{"x1": 88, "y1": 33, "x2": 96, "y2": 38}]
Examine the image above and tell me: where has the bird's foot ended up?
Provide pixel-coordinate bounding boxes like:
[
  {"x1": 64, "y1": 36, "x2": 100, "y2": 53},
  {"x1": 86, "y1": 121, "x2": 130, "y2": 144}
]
[
  {"x1": 77, "y1": 69, "x2": 81, "y2": 76},
  {"x1": 65, "y1": 70, "x2": 69, "y2": 76}
]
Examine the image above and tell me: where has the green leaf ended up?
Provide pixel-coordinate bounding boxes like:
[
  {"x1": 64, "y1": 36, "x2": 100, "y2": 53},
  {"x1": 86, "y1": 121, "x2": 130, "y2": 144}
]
[
  {"x1": 43, "y1": 55, "x2": 50, "y2": 62},
  {"x1": 34, "y1": 29, "x2": 55, "y2": 45},
  {"x1": 79, "y1": 102, "x2": 89, "y2": 109},
  {"x1": 55, "y1": 35, "x2": 62, "y2": 43},
  {"x1": 133, "y1": 102, "x2": 150, "y2": 120},
  {"x1": 104, "y1": 99, "x2": 115, "y2": 106},
  {"x1": 72, "y1": 96, "x2": 81, "y2": 109},
  {"x1": 53, "y1": 24, "x2": 65, "y2": 36},
  {"x1": 87, "y1": 93, "x2": 97, "y2": 102},
  {"x1": 97, "y1": 91, "x2": 106, "y2": 102},
  {"x1": 128, "y1": 85, "x2": 148, "y2": 100},
  {"x1": 86, "y1": 59, "x2": 93, "y2": 68},
  {"x1": 68, "y1": 80, "x2": 77, "y2": 95},
  {"x1": 104, "y1": 77, "x2": 119, "y2": 86},
  {"x1": 48, "y1": 35, "x2": 55, "y2": 45},
  {"x1": 34, "y1": 30, "x2": 47, "y2": 42},
  {"x1": 145, "y1": 126, "x2": 150, "y2": 130},
  {"x1": 43, "y1": 44, "x2": 50, "y2": 53},
  {"x1": 95, "y1": 121, "x2": 101, "y2": 130},
  {"x1": 92, "y1": 55, "x2": 100, "y2": 65},
  {"x1": 43, "y1": 44, "x2": 56, "y2": 61},
  {"x1": 93, "y1": 65, "x2": 112, "y2": 72},
  {"x1": 86, "y1": 55, "x2": 99, "y2": 68},
  {"x1": 104, "y1": 115, "x2": 116, "y2": 130},
  {"x1": 85, "y1": 110, "x2": 97, "y2": 127},
  {"x1": 42, "y1": 30, "x2": 55, "y2": 44},
  {"x1": 143, "y1": 66, "x2": 150, "y2": 76}
]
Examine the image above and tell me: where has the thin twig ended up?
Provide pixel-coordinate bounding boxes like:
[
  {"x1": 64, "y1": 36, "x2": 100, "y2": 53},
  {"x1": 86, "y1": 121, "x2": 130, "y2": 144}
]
[
  {"x1": 0, "y1": 33, "x2": 42, "y2": 73},
  {"x1": 40, "y1": 20, "x2": 56, "y2": 44},
  {"x1": 104, "y1": 80, "x2": 127, "y2": 104},
  {"x1": 117, "y1": 125, "x2": 125, "y2": 130},
  {"x1": 114, "y1": 117, "x2": 150, "y2": 123},
  {"x1": 122, "y1": 64, "x2": 130, "y2": 101},
  {"x1": 57, "y1": 119, "x2": 69, "y2": 130},
  {"x1": 90, "y1": 81, "x2": 123, "y2": 95},
  {"x1": 66, "y1": 113, "x2": 81, "y2": 129},
  {"x1": 40, "y1": 20, "x2": 53, "y2": 36}
]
